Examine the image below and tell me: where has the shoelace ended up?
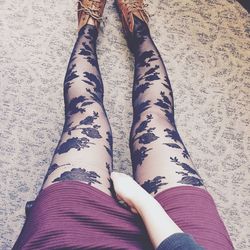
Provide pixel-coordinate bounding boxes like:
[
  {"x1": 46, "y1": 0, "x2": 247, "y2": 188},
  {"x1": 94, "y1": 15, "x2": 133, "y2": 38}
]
[
  {"x1": 124, "y1": 0, "x2": 151, "y2": 20},
  {"x1": 77, "y1": 0, "x2": 105, "y2": 24}
]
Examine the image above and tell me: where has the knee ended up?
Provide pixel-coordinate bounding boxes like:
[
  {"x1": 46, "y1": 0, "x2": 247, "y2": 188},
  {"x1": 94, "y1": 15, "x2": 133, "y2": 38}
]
[
  {"x1": 132, "y1": 108, "x2": 175, "y2": 132},
  {"x1": 65, "y1": 101, "x2": 105, "y2": 121},
  {"x1": 64, "y1": 94, "x2": 104, "y2": 117}
]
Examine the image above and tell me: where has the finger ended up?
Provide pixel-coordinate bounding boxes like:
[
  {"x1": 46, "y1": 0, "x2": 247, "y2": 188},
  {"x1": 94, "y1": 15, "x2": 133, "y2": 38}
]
[
  {"x1": 110, "y1": 171, "x2": 121, "y2": 180},
  {"x1": 116, "y1": 194, "x2": 122, "y2": 201},
  {"x1": 130, "y1": 207, "x2": 138, "y2": 214}
]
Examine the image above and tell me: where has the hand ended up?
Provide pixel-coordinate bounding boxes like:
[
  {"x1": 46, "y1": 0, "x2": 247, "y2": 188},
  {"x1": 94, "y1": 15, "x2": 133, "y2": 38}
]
[
  {"x1": 111, "y1": 172, "x2": 183, "y2": 249},
  {"x1": 110, "y1": 172, "x2": 149, "y2": 214}
]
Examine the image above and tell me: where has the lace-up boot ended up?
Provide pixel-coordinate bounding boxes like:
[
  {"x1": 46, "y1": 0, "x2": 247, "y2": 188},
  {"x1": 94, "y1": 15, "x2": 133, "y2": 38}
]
[
  {"x1": 115, "y1": 0, "x2": 150, "y2": 51},
  {"x1": 78, "y1": 0, "x2": 106, "y2": 30}
]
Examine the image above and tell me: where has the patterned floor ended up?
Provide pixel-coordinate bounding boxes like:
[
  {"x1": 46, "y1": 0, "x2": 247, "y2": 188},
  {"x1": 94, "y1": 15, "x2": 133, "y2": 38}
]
[{"x1": 0, "y1": 0, "x2": 249, "y2": 249}]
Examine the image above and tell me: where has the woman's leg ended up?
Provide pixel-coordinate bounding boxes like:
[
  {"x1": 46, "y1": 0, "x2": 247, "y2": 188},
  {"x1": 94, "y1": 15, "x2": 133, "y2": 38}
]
[
  {"x1": 129, "y1": 17, "x2": 204, "y2": 196},
  {"x1": 42, "y1": 23, "x2": 113, "y2": 195}
]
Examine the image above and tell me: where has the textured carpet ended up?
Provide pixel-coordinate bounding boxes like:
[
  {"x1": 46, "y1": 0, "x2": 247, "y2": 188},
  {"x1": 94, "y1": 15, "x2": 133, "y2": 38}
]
[{"x1": 0, "y1": 0, "x2": 249, "y2": 249}]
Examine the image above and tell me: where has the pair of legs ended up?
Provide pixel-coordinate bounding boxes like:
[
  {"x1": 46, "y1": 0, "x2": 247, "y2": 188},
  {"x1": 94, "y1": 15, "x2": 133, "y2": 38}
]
[
  {"x1": 41, "y1": 16, "x2": 204, "y2": 197},
  {"x1": 14, "y1": 5, "x2": 234, "y2": 249}
]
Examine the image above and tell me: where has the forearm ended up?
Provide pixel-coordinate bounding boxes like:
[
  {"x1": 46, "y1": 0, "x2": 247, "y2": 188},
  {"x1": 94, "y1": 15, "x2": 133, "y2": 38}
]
[{"x1": 134, "y1": 193, "x2": 183, "y2": 249}]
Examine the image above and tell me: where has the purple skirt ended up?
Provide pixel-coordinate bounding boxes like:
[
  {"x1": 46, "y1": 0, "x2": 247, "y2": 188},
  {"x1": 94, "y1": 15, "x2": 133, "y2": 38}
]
[{"x1": 13, "y1": 181, "x2": 233, "y2": 250}]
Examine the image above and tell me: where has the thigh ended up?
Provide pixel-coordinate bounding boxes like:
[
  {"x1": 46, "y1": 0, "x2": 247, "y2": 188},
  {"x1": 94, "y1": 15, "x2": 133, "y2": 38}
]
[
  {"x1": 131, "y1": 110, "x2": 205, "y2": 197},
  {"x1": 42, "y1": 103, "x2": 113, "y2": 195},
  {"x1": 155, "y1": 186, "x2": 234, "y2": 250}
]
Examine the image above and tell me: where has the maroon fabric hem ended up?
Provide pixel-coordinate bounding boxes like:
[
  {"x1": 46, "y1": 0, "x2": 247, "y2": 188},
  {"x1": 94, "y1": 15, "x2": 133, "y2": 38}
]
[{"x1": 13, "y1": 181, "x2": 233, "y2": 250}]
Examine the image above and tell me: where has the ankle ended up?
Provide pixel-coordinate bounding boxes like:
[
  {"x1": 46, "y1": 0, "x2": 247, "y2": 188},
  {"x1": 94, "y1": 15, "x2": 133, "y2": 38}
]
[
  {"x1": 126, "y1": 16, "x2": 150, "y2": 52},
  {"x1": 78, "y1": 17, "x2": 97, "y2": 32},
  {"x1": 132, "y1": 15, "x2": 150, "y2": 38},
  {"x1": 78, "y1": 24, "x2": 98, "y2": 41}
]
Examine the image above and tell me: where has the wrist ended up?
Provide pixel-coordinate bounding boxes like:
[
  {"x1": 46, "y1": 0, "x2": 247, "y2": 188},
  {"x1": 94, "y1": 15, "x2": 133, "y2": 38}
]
[{"x1": 131, "y1": 190, "x2": 157, "y2": 215}]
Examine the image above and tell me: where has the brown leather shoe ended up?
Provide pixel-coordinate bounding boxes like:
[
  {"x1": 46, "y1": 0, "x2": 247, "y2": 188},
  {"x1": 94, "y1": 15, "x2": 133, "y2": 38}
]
[
  {"x1": 78, "y1": 0, "x2": 106, "y2": 30},
  {"x1": 116, "y1": 0, "x2": 149, "y2": 34}
]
